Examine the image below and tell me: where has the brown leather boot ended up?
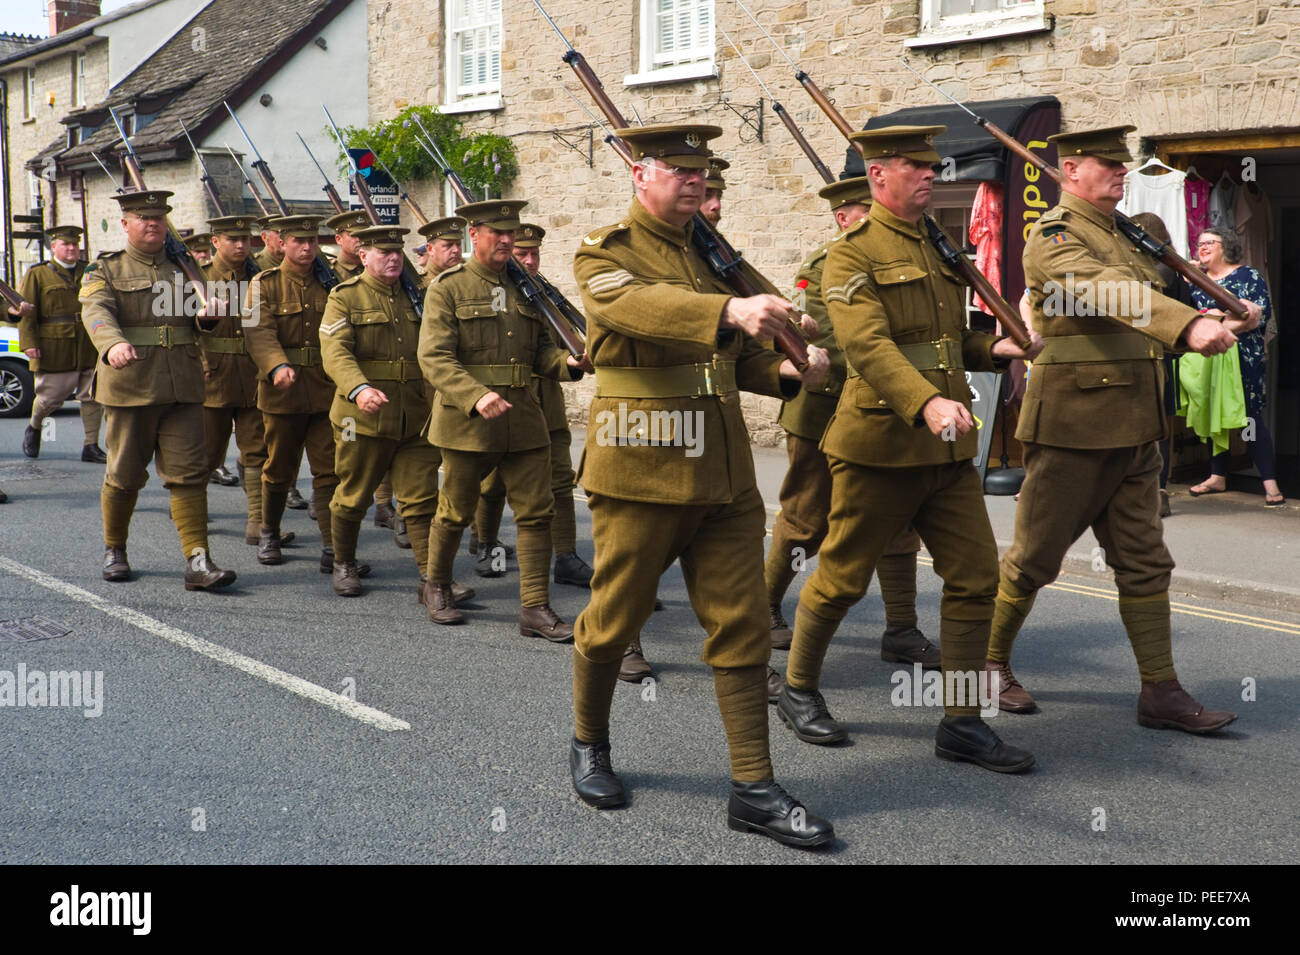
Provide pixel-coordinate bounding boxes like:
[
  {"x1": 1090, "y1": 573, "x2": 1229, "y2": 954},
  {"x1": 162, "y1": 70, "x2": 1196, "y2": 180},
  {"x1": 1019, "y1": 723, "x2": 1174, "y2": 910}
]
[
  {"x1": 257, "y1": 528, "x2": 283, "y2": 565},
  {"x1": 332, "y1": 561, "x2": 363, "y2": 597},
  {"x1": 318, "y1": 548, "x2": 370, "y2": 577},
  {"x1": 770, "y1": 605, "x2": 793, "y2": 650},
  {"x1": 985, "y1": 660, "x2": 1037, "y2": 713},
  {"x1": 519, "y1": 605, "x2": 573, "y2": 643},
  {"x1": 373, "y1": 500, "x2": 396, "y2": 529},
  {"x1": 1137, "y1": 679, "x2": 1236, "y2": 734},
  {"x1": 103, "y1": 546, "x2": 130, "y2": 582},
  {"x1": 767, "y1": 666, "x2": 785, "y2": 703},
  {"x1": 424, "y1": 581, "x2": 464, "y2": 625},
  {"x1": 185, "y1": 553, "x2": 236, "y2": 591},
  {"x1": 418, "y1": 577, "x2": 476, "y2": 605},
  {"x1": 618, "y1": 639, "x2": 653, "y2": 682}
]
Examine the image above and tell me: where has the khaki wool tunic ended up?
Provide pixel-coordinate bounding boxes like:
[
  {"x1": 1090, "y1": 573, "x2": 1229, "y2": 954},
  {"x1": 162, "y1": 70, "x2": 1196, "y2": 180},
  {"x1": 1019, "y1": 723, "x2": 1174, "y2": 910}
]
[{"x1": 19, "y1": 261, "x2": 96, "y2": 374}]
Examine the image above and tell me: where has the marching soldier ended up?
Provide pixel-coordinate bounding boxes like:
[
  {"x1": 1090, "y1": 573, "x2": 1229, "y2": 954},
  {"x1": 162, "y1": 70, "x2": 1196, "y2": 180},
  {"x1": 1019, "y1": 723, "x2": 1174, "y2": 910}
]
[
  {"x1": 568, "y1": 122, "x2": 834, "y2": 847},
  {"x1": 184, "y1": 232, "x2": 213, "y2": 268},
  {"x1": 471, "y1": 223, "x2": 594, "y2": 589},
  {"x1": 244, "y1": 215, "x2": 352, "y2": 575},
  {"x1": 326, "y1": 210, "x2": 370, "y2": 282},
  {"x1": 253, "y1": 216, "x2": 285, "y2": 272},
  {"x1": 765, "y1": 177, "x2": 937, "y2": 667},
  {"x1": 418, "y1": 199, "x2": 586, "y2": 639},
  {"x1": 700, "y1": 158, "x2": 727, "y2": 226},
  {"x1": 79, "y1": 190, "x2": 236, "y2": 590},
  {"x1": 199, "y1": 214, "x2": 293, "y2": 549},
  {"x1": 986, "y1": 125, "x2": 1247, "y2": 733},
  {"x1": 319, "y1": 224, "x2": 474, "y2": 605},
  {"x1": 416, "y1": 216, "x2": 465, "y2": 288},
  {"x1": 10, "y1": 225, "x2": 106, "y2": 463},
  {"x1": 778, "y1": 126, "x2": 1041, "y2": 771},
  {"x1": 325, "y1": 208, "x2": 398, "y2": 538}
]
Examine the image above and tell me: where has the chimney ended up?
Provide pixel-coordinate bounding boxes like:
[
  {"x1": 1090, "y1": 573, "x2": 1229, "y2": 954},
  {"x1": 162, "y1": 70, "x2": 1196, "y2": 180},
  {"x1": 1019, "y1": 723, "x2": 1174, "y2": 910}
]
[{"x1": 49, "y1": 1, "x2": 101, "y2": 35}]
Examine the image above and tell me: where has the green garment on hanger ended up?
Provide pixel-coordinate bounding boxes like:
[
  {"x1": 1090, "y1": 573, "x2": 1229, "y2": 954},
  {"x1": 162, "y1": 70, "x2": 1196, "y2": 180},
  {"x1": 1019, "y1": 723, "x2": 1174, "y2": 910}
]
[{"x1": 1176, "y1": 346, "x2": 1248, "y2": 456}]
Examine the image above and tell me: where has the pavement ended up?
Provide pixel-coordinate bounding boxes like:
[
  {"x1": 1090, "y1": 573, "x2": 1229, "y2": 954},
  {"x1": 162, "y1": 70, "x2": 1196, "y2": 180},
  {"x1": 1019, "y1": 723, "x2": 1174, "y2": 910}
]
[{"x1": 0, "y1": 412, "x2": 1296, "y2": 865}]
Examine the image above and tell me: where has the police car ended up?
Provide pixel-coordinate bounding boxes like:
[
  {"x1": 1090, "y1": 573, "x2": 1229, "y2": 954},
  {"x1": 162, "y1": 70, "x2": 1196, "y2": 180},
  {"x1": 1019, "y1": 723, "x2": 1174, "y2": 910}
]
[{"x1": 1, "y1": 322, "x2": 34, "y2": 418}]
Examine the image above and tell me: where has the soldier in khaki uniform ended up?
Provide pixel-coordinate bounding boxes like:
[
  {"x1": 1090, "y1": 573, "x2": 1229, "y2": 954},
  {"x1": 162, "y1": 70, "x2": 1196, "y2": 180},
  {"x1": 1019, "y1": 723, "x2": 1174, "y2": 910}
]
[
  {"x1": 419, "y1": 199, "x2": 587, "y2": 639},
  {"x1": 199, "y1": 214, "x2": 291, "y2": 548},
  {"x1": 184, "y1": 232, "x2": 213, "y2": 268},
  {"x1": 79, "y1": 190, "x2": 236, "y2": 590},
  {"x1": 253, "y1": 216, "x2": 285, "y2": 273},
  {"x1": 765, "y1": 178, "x2": 936, "y2": 666},
  {"x1": 778, "y1": 127, "x2": 1041, "y2": 770},
  {"x1": 416, "y1": 216, "x2": 465, "y2": 290},
  {"x1": 326, "y1": 210, "x2": 370, "y2": 283},
  {"x1": 568, "y1": 123, "x2": 834, "y2": 848},
  {"x1": 325, "y1": 208, "x2": 399, "y2": 538},
  {"x1": 244, "y1": 215, "x2": 346, "y2": 573},
  {"x1": 700, "y1": 157, "x2": 727, "y2": 226},
  {"x1": 986, "y1": 126, "x2": 1245, "y2": 733},
  {"x1": 319, "y1": 224, "x2": 475, "y2": 605},
  {"x1": 9, "y1": 225, "x2": 105, "y2": 462},
  {"x1": 472, "y1": 223, "x2": 594, "y2": 589}
]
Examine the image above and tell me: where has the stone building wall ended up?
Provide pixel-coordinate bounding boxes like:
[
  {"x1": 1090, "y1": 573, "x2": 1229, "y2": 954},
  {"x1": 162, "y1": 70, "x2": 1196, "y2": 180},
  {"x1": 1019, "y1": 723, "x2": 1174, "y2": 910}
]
[
  {"x1": 366, "y1": 0, "x2": 1300, "y2": 445},
  {"x1": 4, "y1": 38, "x2": 110, "y2": 273}
]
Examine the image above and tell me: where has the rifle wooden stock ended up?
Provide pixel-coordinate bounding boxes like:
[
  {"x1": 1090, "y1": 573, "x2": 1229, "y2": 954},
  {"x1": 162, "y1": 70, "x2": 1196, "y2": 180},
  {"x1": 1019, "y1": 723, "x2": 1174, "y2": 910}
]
[
  {"x1": 971, "y1": 117, "x2": 1247, "y2": 321},
  {"x1": 772, "y1": 101, "x2": 834, "y2": 184},
  {"x1": 1, "y1": 279, "x2": 29, "y2": 311},
  {"x1": 560, "y1": 51, "x2": 808, "y2": 367},
  {"x1": 321, "y1": 181, "x2": 347, "y2": 215}
]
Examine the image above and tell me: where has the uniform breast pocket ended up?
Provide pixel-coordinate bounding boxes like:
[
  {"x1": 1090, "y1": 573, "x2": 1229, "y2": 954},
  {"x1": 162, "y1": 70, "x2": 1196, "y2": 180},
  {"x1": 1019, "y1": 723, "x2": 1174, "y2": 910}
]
[
  {"x1": 455, "y1": 302, "x2": 500, "y2": 351},
  {"x1": 113, "y1": 277, "x2": 157, "y2": 309},
  {"x1": 871, "y1": 263, "x2": 931, "y2": 335},
  {"x1": 1074, "y1": 362, "x2": 1133, "y2": 390},
  {"x1": 349, "y1": 309, "x2": 390, "y2": 327}
]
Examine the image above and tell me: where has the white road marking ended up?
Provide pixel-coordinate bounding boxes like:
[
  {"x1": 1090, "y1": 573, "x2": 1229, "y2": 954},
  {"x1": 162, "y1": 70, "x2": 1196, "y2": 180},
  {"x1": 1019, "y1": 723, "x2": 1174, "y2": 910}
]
[{"x1": 0, "y1": 556, "x2": 410, "y2": 732}]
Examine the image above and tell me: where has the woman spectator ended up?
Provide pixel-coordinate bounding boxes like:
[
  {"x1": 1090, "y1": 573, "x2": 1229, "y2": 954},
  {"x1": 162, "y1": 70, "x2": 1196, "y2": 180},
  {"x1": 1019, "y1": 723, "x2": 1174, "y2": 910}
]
[{"x1": 1186, "y1": 228, "x2": 1283, "y2": 505}]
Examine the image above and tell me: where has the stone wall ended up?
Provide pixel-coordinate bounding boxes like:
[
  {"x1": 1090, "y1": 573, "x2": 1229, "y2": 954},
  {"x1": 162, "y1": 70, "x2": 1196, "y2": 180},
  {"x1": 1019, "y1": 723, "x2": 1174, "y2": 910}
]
[
  {"x1": 4, "y1": 38, "x2": 110, "y2": 274},
  {"x1": 365, "y1": 0, "x2": 1300, "y2": 444}
]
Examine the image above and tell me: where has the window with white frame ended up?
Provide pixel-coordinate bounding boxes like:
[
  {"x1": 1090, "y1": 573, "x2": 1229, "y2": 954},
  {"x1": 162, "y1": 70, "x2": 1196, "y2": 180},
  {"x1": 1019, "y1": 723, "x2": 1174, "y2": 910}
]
[
  {"x1": 73, "y1": 53, "x2": 86, "y2": 108},
  {"x1": 627, "y1": 0, "x2": 716, "y2": 87},
  {"x1": 444, "y1": 0, "x2": 502, "y2": 113},
  {"x1": 909, "y1": 0, "x2": 1051, "y2": 48},
  {"x1": 28, "y1": 171, "x2": 43, "y2": 214},
  {"x1": 23, "y1": 68, "x2": 36, "y2": 119}
]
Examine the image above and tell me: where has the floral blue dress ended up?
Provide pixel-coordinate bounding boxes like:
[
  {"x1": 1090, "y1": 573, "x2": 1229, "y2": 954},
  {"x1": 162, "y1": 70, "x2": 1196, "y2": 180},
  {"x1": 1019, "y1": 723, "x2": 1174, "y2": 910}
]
[{"x1": 1189, "y1": 265, "x2": 1270, "y2": 417}]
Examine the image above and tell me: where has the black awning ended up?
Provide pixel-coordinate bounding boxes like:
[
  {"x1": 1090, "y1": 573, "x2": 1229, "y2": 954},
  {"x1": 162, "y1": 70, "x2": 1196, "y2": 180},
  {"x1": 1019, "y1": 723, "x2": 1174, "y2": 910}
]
[{"x1": 842, "y1": 96, "x2": 1060, "y2": 182}]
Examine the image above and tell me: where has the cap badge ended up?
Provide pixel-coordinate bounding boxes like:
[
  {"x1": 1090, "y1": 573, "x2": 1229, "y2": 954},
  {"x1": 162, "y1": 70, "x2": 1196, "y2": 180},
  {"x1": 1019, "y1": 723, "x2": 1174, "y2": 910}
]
[{"x1": 684, "y1": 133, "x2": 701, "y2": 149}]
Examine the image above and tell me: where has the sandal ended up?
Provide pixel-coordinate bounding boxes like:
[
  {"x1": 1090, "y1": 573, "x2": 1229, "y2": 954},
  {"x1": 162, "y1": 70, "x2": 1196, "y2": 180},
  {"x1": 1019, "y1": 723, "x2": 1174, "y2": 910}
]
[
  {"x1": 1265, "y1": 495, "x2": 1286, "y2": 507},
  {"x1": 1188, "y1": 482, "x2": 1226, "y2": 497}
]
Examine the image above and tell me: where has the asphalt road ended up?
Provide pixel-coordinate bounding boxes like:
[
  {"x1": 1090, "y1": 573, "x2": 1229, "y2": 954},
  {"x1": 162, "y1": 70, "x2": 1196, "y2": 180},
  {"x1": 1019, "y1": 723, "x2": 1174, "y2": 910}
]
[{"x1": 1, "y1": 410, "x2": 1295, "y2": 864}]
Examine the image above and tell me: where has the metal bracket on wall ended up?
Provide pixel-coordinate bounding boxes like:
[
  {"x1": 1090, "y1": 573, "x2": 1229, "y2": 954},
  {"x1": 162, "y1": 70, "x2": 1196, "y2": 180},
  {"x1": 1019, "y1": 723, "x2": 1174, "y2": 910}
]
[
  {"x1": 551, "y1": 125, "x2": 594, "y2": 167},
  {"x1": 720, "y1": 98, "x2": 763, "y2": 144}
]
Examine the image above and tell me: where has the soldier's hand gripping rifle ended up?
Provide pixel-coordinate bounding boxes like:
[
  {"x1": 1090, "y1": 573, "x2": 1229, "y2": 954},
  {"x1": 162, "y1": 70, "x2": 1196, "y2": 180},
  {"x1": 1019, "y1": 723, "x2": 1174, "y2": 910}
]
[
  {"x1": 319, "y1": 108, "x2": 426, "y2": 318},
  {"x1": 406, "y1": 115, "x2": 587, "y2": 357},
  {"x1": 896, "y1": 58, "x2": 1250, "y2": 322},
  {"x1": 532, "y1": 0, "x2": 810, "y2": 369},
  {"x1": 107, "y1": 107, "x2": 212, "y2": 316},
  {"x1": 729, "y1": 3, "x2": 1032, "y2": 348},
  {"x1": 223, "y1": 102, "x2": 338, "y2": 292}
]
